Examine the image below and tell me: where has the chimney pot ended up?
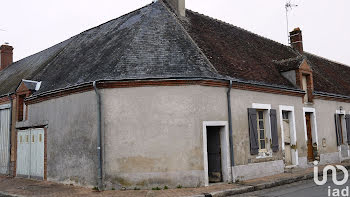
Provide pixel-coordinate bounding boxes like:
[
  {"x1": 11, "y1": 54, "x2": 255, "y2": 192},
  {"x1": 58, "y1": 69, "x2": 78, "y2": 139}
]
[
  {"x1": 165, "y1": 0, "x2": 186, "y2": 17},
  {"x1": 0, "y1": 43, "x2": 14, "y2": 71},
  {"x1": 289, "y1": 28, "x2": 303, "y2": 53}
]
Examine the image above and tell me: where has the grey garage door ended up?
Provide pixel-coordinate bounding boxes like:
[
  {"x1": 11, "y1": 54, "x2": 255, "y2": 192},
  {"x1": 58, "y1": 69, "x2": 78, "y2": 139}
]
[
  {"x1": 17, "y1": 128, "x2": 45, "y2": 179},
  {"x1": 0, "y1": 105, "x2": 11, "y2": 174}
]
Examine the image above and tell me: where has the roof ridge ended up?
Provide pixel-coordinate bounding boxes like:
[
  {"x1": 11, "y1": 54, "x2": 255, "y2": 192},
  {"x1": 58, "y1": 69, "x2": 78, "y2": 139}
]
[
  {"x1": 78, "y1": 3, "x2": 152, "y2": 36},
  {"x1": 304, "y1": 51, "x2": 350, "y2": 67},
  {"x1": 8, "y1": 38, "x2": 74, "y2": 66},
  {"x1": 9, "y1": 3, "x2": 153, "y2": 66},
  {"x1": 186, "y1": 9, "x2": 299, "y2": 56},
  {"x1": 158, "y1": 0, "x2": 221, "y2": 75},
  {"x1": 272, "y1": 55, "x2": 304, "y2": 64}
]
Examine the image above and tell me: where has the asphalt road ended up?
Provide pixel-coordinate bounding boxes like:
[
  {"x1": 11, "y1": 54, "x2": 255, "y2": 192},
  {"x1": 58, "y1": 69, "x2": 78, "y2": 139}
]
[{"x1": 232, "y1": 173, "x2": 350, "y2": 197}]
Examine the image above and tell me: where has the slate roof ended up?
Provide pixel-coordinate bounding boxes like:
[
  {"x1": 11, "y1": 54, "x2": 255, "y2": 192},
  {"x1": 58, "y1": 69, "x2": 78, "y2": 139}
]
[
  {"x1": 0, "y1": 2, "x2": 220, "y2": 96},
  {"x1": 0, "y1": 0, "x2": 349, "y2": 98}
]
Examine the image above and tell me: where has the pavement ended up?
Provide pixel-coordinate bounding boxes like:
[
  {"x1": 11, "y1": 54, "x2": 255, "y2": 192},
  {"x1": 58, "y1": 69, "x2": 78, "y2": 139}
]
[
  {"x1": 231, "y1": 173, "x2": 350, "y2": 197},
  {"x1": 0, "y1": 161, "x2": 349, "y2": 197}
]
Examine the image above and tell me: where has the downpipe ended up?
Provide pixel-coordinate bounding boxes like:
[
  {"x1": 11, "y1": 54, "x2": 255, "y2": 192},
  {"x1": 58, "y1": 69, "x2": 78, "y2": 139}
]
[
  {"x1": 227, "y1": 80, "x2": 235, "y2": 168},
  {"x1": 7, "y1": 94, "x2": 13, "y2": 176},
  {"x1": 93, "y1": 81, "x2": 104, "y2": 191}
]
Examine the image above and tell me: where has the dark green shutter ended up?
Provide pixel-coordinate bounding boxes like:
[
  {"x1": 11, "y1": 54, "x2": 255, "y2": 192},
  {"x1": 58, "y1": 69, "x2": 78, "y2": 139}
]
[
  {"x1": 346, "y1": 115, "x2": 350, "y2": 145},
  {"x1": 248, "y1": 108, "x2": 259, "y2": 155},
  {"x1": 270, "y1": 109, "x2": 279, "y2": 152}
]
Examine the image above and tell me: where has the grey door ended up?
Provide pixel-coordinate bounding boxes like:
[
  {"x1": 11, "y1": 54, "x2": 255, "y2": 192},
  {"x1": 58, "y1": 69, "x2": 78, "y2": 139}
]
[
  {"x1": 16, "y1": 129, "x2": 44, "y2": 179},
  {"x1": 207, "y1": 126, "x2": 222, "y2": 183},
  {"x1": 0, "y1": 107, "x2": 11, "y2": 174}
]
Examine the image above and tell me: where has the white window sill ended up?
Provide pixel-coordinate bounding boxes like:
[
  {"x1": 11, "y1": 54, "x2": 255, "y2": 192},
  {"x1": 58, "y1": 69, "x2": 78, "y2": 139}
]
[{"x1": 256, "y1": 152, "x2": 273, "y2": 159}]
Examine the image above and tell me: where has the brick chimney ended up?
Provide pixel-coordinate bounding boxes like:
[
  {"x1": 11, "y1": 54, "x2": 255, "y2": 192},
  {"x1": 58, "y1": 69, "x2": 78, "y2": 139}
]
[
  {"x1": 289, "y1": 28, "x2": 303, "y2": 53},
  {"x1": 165, "y1": 0, "x2": 186, "y2": 17},
  {"x1": 0, "y1": 43, "x2": 14, "y2": 71}
]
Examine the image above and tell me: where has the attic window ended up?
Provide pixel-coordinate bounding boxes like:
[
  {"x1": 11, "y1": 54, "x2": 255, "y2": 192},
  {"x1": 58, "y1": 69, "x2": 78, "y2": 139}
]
[
  {"x1": 302, "y1": 74, "x2": 313, "y2": 103},
  {"x1": 17, "y1": 94, "x2": 26, "y2": 121}
]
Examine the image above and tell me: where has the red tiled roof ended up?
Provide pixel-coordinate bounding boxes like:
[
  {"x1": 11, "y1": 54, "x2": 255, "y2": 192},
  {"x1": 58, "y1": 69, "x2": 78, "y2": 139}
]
[{"x1": 182, "y1": 10, "x2": 350, "y2": 97}]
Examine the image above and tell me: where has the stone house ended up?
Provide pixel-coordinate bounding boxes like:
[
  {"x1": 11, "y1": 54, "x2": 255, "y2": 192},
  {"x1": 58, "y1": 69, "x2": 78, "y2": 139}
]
[{"x1": 0, "y1": 0, "x2": 349, "y2": 189}]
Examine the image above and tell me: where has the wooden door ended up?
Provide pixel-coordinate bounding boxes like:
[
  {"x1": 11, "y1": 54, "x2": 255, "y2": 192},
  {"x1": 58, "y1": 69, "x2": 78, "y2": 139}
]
[
  {"x1": 0, "y1": 108, "x2": 11, "y2": 174},
  {"x1": 207, "y1": 127, "x2": 222, "y2": 183},
  {"x1": 16, "y1": 129, "x2": 44, "y2": 179},
  {"x1": 305, "y1": 113, "x2": 314, "y2": 161},
  {"x1": 283, "y1": 119, "x2": 292, "y2": 165},
  {"x1": 30, "y1": 129, "x2": 44, "y2": 178},
  {"x1": 17, "y1": 130, "x2": 30, "y2": 177}
]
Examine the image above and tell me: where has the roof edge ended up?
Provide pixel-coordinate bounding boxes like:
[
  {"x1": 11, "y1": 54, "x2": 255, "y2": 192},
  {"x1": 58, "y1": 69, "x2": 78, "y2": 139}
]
[
  {"x1": 24, "y1": 77, "x2": 305, "y2": 102},
  {"x1": 304, "y1": 51, "x2": 350, "y2": 68}
]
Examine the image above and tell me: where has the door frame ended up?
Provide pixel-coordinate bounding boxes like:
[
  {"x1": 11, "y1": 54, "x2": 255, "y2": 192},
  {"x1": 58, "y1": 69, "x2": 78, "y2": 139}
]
[
  {"x1": 303, "y1": 108, "x2": 318, "y2": 159},
  {"x1": 202, "y1": 121, "x2": 232, "y2": 186},
  {"x1": 279, "y1": 105, "x2": 298, "y2": 166},
  {"x1": 335, "y1": 110, "x2": 350, "y2": 160}
]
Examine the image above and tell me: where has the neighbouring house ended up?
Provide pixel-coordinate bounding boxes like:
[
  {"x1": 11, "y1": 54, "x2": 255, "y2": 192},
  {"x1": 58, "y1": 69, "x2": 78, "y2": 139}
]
[{"x1": 0, "y1": 0, "x2": 350, "y2": 189}]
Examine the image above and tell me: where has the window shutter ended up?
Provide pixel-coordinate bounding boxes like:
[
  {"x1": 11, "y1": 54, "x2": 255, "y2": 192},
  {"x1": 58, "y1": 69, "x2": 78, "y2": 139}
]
[
  {"x1": 334, "y1": 114, "x2": 341, "y2": 146},
  {"x1": 248, "y1": 108, "x2": 259, "y2": 155},
  {"x1": 346, "y1": 115, "x2": 350, "y2": 145},
  {"x1": 270, "y1": 109, "x2": 279, "y2": 152}
]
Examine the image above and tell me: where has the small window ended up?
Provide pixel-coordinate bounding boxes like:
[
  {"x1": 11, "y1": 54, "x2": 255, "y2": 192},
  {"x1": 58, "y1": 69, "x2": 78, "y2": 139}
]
[
  {"x1": 282, "y1": 111, "x2": 289, "y2": 123},
  {"x1": 26, "y1": 135, "x2": 29, "y2": 143},
  {"x1": 17, "y1": 94, "x2": 26, "y2": 121},
  {"x1": 257, "y1": 110, "x2": 266, "y2": 152},
  {"x1": 302, "y1": 74, "x2": 313, "y2": 103},
  {"x1": 20, "y1": 136, "x2": 23, "y2": 143},
  {"x1": 39, "y1": 134, "x2": 42, "y2": 142},
  {"x1": 32, "y1": 135, "x2": 35, "y2": 143}
]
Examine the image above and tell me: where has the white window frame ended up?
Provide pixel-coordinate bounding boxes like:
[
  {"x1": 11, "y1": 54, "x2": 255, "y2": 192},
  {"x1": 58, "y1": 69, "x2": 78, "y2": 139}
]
[
  {"x1": 303, "y1": 107, "x2": 318, "y2": 150},
  {"x1": 335, "y1": 110, "x2": 346, "y2": 146},
  {"x1": 279, "y1": 105, "x2": 298, "y2": 166},
  {"x1": 252, "y1": 103, "x2": 272, "y2": 157},
  {"x1": 202, "y1": 121, "x2": 232, "y2": 186},
  {"x1": 335, "y1": 110, "x2": 350, "y2": 160},
  {"x1": 256, "y1": 109, "x2": 267, "y2": 153}
]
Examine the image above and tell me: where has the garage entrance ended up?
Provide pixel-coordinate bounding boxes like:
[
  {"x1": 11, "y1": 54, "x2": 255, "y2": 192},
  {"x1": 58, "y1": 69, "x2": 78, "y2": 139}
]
[
  {"x1": 17, "y1": 128, "x2": 45, "y2": 179},
  {"x1": 0, "y1": 106, "x2": 11, "y2": 174}
]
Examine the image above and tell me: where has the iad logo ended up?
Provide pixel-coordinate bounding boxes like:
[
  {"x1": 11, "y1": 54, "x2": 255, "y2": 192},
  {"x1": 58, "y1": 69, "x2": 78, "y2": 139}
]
[
  {"x1": 314, "y1": 161, "x2": 349, "y2": 197},
  {"x1": 314, "y1": 161, "x2": 348, "y2": 185}
]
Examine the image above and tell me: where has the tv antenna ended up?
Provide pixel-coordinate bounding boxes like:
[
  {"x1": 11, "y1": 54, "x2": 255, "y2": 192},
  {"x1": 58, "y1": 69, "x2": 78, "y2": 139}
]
[{"x1": 285, "y1": 0, "x2": 298, "y2": 44}]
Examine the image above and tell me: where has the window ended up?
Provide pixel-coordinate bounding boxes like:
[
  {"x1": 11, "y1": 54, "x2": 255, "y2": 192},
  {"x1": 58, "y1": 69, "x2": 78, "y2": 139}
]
[
  {"x1": 248, "y1": 106, "x2": 279, "y2": 155},
  {"x1": 257, "y1": 110, "x2": 267, "y2": 152},
  {"x1": 17, "y1": 94, "x2": 26, "y2": 121},
  {"x1": 282, "y1": 111, "x2": 289, "y2": 121},
  {"x1": 335, "y1": 113, "x2": 345, "y2": 145},
  {"x1": 302, "y1": 74, "x2": 313, "y2": 103},
  {"x1": 302, "y1": 75, "x2": 308, "y2": 102}
]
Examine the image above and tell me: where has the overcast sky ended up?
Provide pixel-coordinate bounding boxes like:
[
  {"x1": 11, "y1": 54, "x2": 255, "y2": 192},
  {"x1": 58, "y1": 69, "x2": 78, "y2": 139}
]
[{"x1": 1, "y1": 0, "x2": 349, "y2": 65}]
